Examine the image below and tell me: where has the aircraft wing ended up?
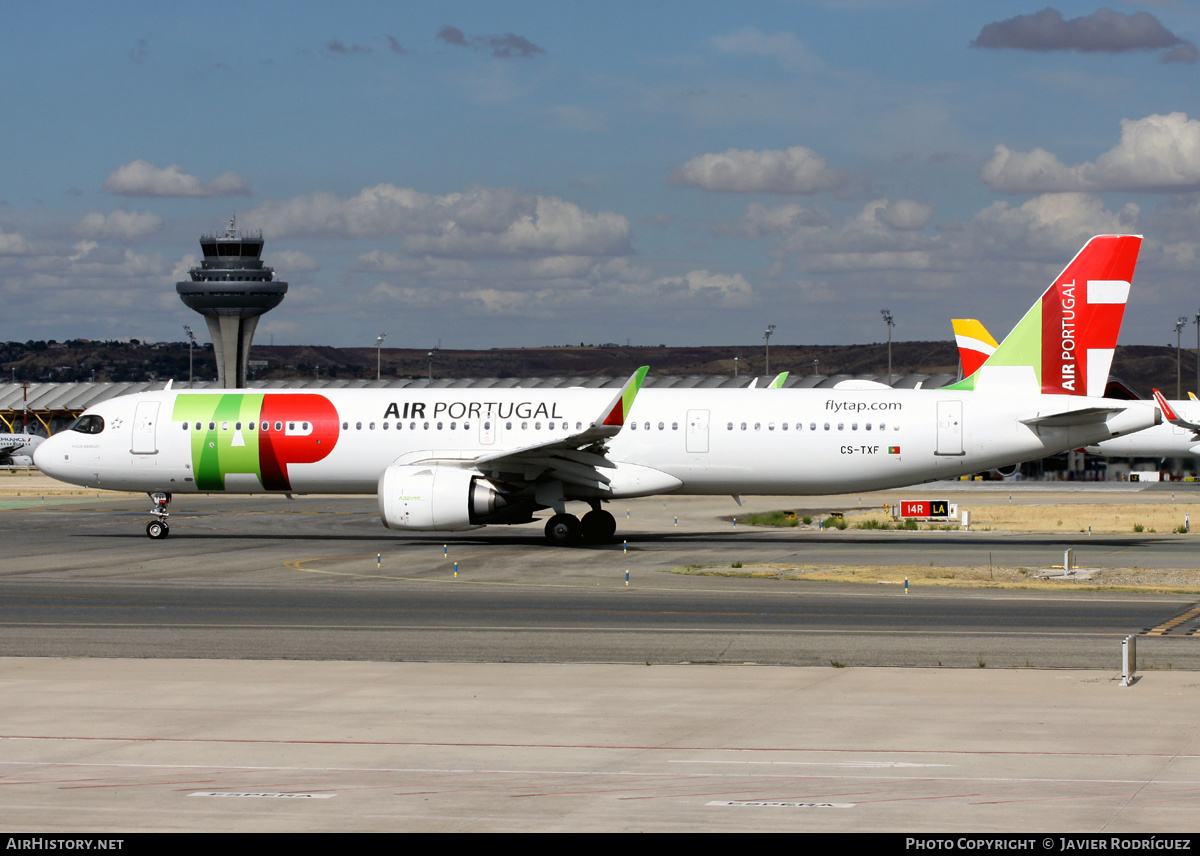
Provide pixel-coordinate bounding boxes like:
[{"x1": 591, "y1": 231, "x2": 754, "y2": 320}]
[
  {"x1": 471, "y1": 366, "x2": 648, "y2": 489},
  {"x1": 395, "y1": 367, "x2": 649, "y2": 491},
  {"x1": 0, "y1": 442, "x2": 20, "y2": 456}
]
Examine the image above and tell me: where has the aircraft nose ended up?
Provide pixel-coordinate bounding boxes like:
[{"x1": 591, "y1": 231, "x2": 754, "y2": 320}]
[{"x1": 33, "y1": 434, "x2": 64, "y2": 475}]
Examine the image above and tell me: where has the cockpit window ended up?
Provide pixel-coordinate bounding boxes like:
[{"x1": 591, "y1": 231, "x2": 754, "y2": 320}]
[{"x1": 69, "y1": 414, "x2": 105, "y2": 435}]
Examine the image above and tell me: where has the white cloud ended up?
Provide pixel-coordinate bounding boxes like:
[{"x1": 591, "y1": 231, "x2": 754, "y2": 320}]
[
  {"x1": 266, "y1": 250, "x2": 319, "y2": 272},
  {"x1": 673, "y1": 146, "x2": 846, "y2": 194},
  {"x1": 622, "y1": 270, "x2": 753, "y2": 306},
  {"x1": 103, "y1": 160, "x2": 250, "y2": 197},
  {"x1": 873, "y1": 199, "x2": 934, "y2": 231},
  {"x1": 725, "y1": 203, "x2": 831, "y2": 238},
  {"x1": 171, "y1": 254, "x2": 198, "y2": 283},
  {"x1": 982, "y1": 113, "x2": 1200, "y2": 193},
  {"x1": 249, "y1": 184, "x2": 631, "y2": 259},
  {"x1": 0, "y1": 230, "x2": 30, "y2": 255},
  {"x1": 969, "y1": 193, "x2": 1140, "y2": 259},
  {"x1": 75, "y1": 210, "x2": 163, "y2": 240},
  {"x1": 711, "y1": 27, "x2": 822, "y2": 71}
]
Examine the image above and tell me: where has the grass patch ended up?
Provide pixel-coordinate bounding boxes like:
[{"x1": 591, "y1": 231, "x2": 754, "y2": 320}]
[{"x1": 667, "y1": 563, "x2": 1200, "y2": 593}]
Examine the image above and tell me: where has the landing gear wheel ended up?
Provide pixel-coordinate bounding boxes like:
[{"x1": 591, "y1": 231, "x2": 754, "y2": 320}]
[
  {"x1": 146, "y1": 520, "x2": 169, "y2": 539},
  {"x1": 581, "y1": 509, "x2": 617, "y2": 544},
  {"x1": 544, "y1": 513, "x2": 582, "y2": 546}
]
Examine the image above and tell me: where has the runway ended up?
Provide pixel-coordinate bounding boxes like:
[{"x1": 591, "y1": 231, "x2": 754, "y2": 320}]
[{"x1": 0, "y1": 487, "x2": 1197, "y2": 668}]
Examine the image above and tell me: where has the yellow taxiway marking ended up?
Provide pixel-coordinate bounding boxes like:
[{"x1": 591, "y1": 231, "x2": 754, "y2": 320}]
[{"x1": 1143, "y1": 603, "x2": 1200, "y2": 636}]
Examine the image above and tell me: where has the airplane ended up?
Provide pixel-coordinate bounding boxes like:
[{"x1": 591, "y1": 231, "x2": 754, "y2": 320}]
[
  {"x1": 951, "y1": 320, "x2": 1200, "y2": 460},
  {"x1": 35, "y1": 234, "x2": 1160, "y2": 544},
  {"x1": 0, "y1": 432, "x2": 44, "y2": 469}
]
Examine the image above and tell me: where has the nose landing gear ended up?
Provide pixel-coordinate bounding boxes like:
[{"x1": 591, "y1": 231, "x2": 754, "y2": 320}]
[{"x1": 146, "y1": 492, "x2": 171, "y2": 539}]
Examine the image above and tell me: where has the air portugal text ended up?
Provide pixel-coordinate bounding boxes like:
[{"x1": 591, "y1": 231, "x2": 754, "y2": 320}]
[{"x1": 383, "y1": 400, "x2": 565, "y2": 420}]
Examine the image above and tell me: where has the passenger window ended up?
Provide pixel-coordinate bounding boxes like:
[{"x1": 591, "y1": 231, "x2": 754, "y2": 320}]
[
  {"x1": 852, "y1": 422, "x2": 858, "y2": 431},
  {"x1": 235, "y1": 422, "x2": 242, "y2": 431},
  {"x1": 838, "y1": 423, "x2": 844, "y2": 431},
  {"x1": 727, "y1": 422, "x2": 733, "y2": 431},
  {"x1": 275, "y1": 422, "x2": 282, "y2": 431},
  {"x1": 182, "y1": 422, "x2": 188, "y2": 431},
  {"x1": 658, "y1": 422, "x2": 664, "y2": 431},
  {"x1": 672, "y1": 422, "x2": 678, "y2": 430},
  {"x1": 356, "y1": 422, "x2": 362, "y2": 430},
  {"x1": 209, "y1": 422, "x2": 216, "y2": 431},
  {"x1": 768, "y1": 423, "x2": 775, "y2": 431},
  {"x1": 382, "y1": 422, "x2": 389, "y2": 430},
  {"x1": 342, "y1": 422, "x2": 348, "y2": 430},
  {"x1": 740, "y1": 422, "x2": 747, "y2": 431}
]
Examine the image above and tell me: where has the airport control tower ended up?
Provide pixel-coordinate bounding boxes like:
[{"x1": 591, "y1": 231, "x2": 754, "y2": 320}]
[{"x1": 176, "y1": 217, "x2": 288, "y2": 388}]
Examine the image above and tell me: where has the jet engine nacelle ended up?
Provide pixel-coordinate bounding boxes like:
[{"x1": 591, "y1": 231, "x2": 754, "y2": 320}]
[
  {"x1": 5, "y1": 455, "x2": 33, "y2": 469},
  {"x1": 378, "y1": 464, "x2": 505, "y2": 531}
]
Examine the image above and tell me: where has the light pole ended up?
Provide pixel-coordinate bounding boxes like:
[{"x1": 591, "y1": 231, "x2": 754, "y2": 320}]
[
  {"x1": 375, "y1": 332, "x2": 387, "y2": 381},
  {"x1": 732, "y1": 355, "x2": 740, "y2": 378},
  {"x1": 763, "y1": 324, "x2": 776, "y2": 375},
  {"x1": 881, "y1": 309, "x2": 895, "y2": 386},
  {"x1": 427, "y1": 351, "x2": 434, "y2": 381},
  {"x1": 183, "y1": 325, "x2": 196, "y2": 385},
  {"x1": 1194, "y1": 311, "x2": 1200, "y2": 397},
  {"x1": 1177, "y1": 316, "x2": 1188, "y2": 399},
  {"x1": 812, "y1": 358, "x2": 819, "y2": 377}
]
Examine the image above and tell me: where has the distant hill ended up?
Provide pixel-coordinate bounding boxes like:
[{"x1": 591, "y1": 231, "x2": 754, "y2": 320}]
[{"x1": 3, "y1": 339, "x2": 1196, "y2": 398}]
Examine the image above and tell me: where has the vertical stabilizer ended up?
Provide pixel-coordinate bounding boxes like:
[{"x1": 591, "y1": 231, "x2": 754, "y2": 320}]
[
  {"x1": 945, "y1": 235, "x2": 1141, "y2": 394},
  {"x1": 951, "y1": 319, "x2": 998, "y2": 379}
]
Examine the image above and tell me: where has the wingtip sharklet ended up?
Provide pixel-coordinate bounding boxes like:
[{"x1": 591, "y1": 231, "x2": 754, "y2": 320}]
[{"x1": 600, "y1": 366, "x2": 649, "y2": 428}]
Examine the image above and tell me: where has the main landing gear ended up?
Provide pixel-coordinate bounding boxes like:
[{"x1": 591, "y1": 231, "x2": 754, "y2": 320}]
[
  {"x1": 543, "y1": 506, "x2": 617, "y2": 546},
  {"x1": 146, "y1": 492, "x2": 171, "y2": 539}
]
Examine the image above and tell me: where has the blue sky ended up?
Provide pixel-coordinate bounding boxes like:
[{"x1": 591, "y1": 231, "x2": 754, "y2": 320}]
[{"x1": 4, "y1": 1, "x2": 1200, "y2": 351}]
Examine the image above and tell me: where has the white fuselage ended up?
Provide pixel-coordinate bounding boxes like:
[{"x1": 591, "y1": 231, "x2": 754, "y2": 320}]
[
  {"x1": 34, "y1": 386, "x2": 1158, "y2": 500},
  {"x1": 0, "y1": 433, "x2": 43, "y2": 467},
  {"x1": 1088, "y1": 398, "x2": 1200, "y2": 458}
]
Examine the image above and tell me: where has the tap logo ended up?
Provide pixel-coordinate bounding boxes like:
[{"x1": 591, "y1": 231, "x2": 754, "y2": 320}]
[{"x1": 172, "y1": 393, "x2": 340, "y2": 491}]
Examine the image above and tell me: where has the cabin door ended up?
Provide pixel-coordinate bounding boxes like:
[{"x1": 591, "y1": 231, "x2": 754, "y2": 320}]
[
  {"x1": 935, "y1": 400, "x2": 963, "y2": 456},
  {"x1": 686, "y1": 409, "x2": 709, "y2": 453},
  {"x1": 131, "y1": 402, "x2": 160, "y2": 455}
]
